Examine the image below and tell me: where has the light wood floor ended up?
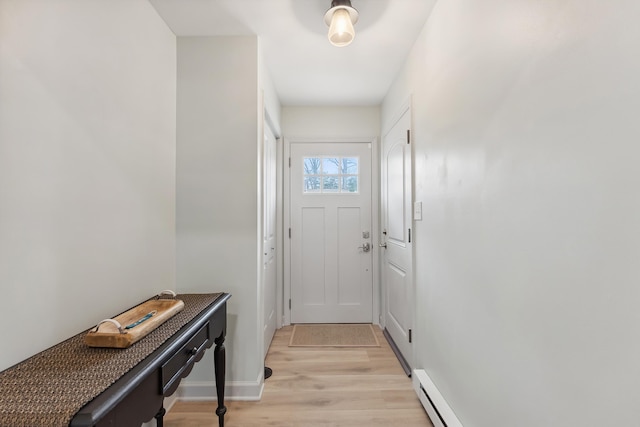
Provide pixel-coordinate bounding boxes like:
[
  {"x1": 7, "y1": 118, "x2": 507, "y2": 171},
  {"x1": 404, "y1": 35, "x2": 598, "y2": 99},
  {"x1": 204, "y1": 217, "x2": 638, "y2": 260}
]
[{"x1": 165, "y1": 325, "x2": 433, "y2": 427}]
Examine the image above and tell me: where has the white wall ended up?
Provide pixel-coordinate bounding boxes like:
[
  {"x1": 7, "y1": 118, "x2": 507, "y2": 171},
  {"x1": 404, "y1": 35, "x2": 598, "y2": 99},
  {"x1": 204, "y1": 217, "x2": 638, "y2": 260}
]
[
  {"x1": 259, "y1": 41, "x2": 282, "y2": 137},
  {"x1": 0, "y1": 0, "x2": 176, "y2": 371},
  {"x1": 383, "y1": 0, "x2": 640, "y2": 425},
  {"x1": 283, "y1": 106, "x2": 379, "y2": 139},
  {"x1": 176, "y1": 36, "x2": 265, "y2": 398}
]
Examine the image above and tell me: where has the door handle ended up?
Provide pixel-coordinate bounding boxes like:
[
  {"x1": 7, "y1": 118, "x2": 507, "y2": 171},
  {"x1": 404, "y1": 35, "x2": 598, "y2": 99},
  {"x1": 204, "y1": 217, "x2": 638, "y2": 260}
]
[
  {"x1": 358, "y1": 242, "x2": 371, "y2": 252},
  {"x1": 379, "y1": 242, "x2": 387, "y2": 249}
]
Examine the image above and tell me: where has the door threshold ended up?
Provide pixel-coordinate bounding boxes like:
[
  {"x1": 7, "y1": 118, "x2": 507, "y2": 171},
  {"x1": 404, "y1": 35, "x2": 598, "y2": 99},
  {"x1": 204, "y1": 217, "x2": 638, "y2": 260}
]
[{"x1": 383, "y1": 328, "x2": 411, "y2": 377}]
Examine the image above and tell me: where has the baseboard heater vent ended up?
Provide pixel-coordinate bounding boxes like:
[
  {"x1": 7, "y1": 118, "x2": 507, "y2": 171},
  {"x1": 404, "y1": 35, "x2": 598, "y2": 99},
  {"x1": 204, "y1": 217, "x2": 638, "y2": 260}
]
[{"x1": 413, "y1": 369, "x2": 463, "y2": 427}]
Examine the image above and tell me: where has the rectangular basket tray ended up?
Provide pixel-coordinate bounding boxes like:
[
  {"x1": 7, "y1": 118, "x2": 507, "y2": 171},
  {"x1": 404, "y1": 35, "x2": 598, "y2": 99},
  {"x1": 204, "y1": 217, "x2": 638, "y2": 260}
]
[{"x1": 85, "y1": 298, "x2": 184, "y2": 348}]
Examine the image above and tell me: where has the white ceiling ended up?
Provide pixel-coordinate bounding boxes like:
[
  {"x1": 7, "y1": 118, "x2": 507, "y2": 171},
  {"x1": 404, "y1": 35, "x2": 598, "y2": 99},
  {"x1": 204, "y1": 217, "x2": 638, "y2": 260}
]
[{"x1": 149, "y1": 0, "x2": 436, "y2": 106}]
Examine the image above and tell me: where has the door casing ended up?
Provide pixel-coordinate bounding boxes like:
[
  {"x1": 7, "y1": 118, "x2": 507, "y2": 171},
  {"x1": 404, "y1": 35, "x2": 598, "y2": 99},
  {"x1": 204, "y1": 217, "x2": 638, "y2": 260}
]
[{"x1": 262, "y1": 124, "x2": 277, "y2": 357}]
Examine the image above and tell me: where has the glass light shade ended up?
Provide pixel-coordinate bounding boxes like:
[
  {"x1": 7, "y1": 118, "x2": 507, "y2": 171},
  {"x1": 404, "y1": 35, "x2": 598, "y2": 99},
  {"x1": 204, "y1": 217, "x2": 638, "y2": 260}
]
[{"x1": 328, "y1": 8, "x2": 355, "y2": 47}]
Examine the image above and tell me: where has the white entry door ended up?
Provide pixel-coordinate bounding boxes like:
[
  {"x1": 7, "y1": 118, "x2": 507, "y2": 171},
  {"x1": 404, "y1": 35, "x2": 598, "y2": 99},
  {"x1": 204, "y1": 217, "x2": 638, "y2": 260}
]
[
  {"x1": 381, "y1": 107, "x2": 413, "y2": 368},
  {"x1": 290, "y1": 142, "x2": 373, "y2": 323},
  {"x1": 262, "y1": 126, "x2": 277, "y2": 358}
]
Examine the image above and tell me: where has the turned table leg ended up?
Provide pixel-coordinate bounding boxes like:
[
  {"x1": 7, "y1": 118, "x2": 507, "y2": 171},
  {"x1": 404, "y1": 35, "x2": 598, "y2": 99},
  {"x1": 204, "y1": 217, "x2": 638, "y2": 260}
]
[
  {"x1": 154, "y1": 405, "x2": 166, "y2": 427},
  {"x1": 214, "y1": 333, "x2": 227, "y2": 427}
]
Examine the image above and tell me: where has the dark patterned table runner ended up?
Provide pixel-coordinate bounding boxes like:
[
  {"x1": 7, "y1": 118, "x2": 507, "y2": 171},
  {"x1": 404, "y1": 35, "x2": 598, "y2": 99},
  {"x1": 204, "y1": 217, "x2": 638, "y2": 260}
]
[{"x1": 0, "y1": 293, "x2": 223, "y2": 427}]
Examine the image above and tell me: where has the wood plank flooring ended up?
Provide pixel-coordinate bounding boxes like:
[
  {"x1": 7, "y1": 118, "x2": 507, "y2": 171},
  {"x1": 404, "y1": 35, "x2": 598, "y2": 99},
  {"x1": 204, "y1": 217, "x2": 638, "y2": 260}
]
[{"x1": 164, "y1": 325, "x2": 433, "y2": 427}]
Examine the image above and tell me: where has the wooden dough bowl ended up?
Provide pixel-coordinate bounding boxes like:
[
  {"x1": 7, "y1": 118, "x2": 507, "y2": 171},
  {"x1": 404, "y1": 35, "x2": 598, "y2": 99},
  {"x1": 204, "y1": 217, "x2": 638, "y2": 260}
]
[{"x1": 85, "y1": 298, "x2": 184, "y2": 348}]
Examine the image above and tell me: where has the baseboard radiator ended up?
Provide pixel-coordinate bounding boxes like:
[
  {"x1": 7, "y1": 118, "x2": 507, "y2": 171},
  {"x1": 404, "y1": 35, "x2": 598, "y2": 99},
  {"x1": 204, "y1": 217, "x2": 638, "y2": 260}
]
[{"x1": 413, "y1": 369, "x2": 463, "y2": 427}]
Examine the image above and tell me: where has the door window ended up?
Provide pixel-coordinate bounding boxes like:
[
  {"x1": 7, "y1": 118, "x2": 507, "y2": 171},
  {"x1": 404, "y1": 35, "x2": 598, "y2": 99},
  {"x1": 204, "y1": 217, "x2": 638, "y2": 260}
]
[{"x1": 303, "y1": 156, "x2": 359, "y2": 194}]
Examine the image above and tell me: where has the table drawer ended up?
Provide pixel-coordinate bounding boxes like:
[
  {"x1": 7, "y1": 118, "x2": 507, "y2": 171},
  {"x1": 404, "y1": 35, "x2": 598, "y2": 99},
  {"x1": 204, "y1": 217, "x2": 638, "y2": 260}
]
[{"x1": 161, "y1": 322, "x2": 210, "y2": 394}]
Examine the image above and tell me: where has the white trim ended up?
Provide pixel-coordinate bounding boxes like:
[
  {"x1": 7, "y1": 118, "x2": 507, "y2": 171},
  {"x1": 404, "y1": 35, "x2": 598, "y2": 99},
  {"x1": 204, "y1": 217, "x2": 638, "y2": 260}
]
[
  {"x1": 257, "y1": 88, "x2": 265, "y2": 362},
  {"x1": 264, "y1": 112, "x2": 283, "y2": 326},
  {"x1": 177, "y1": 378, "x2": 264, "y2": 402},
  {"x1": 413, "y1": 369, "x2": 463, "y2": 427},
  {"x1": 275, "y1": 135, "x2": 284, "y2": 329},
  {"x1": 370, "y1": 136, "x2": 380, "y2": 326},
  {"x1": 283, "y1": 139, "x2": 292, "y2": 326},
  {"x1": 283, "y1": 137, "x2": 380, "y2": 326},
  {"x1": 164, "y1": 393, "x2": 179, "y2": 412},
  {"x1": 262, "y1": 98, "x2": 282, "y2": 355}
]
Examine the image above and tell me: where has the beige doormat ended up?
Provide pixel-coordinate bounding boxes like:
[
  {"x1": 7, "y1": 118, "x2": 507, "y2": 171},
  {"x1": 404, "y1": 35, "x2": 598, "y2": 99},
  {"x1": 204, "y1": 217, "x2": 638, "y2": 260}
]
[{"x1": 289, "y1": 324, "x2": 380, "y2": 347}]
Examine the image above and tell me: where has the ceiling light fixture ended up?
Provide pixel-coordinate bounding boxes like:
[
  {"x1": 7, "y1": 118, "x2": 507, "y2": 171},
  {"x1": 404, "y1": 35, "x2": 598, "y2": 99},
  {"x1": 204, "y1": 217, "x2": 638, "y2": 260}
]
[{"x1": 324, "y1": 0, "x2": 359, "y2": 47}]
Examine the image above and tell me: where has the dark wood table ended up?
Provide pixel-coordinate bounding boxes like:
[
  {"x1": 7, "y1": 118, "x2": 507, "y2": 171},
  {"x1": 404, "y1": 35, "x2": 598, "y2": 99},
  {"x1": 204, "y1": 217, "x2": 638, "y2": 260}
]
[
  {"x1": 0, "y1": 292, "x2": 231, "y2": 427},
  {"x1": 0, "y1": 293, "x2": 231, "y2": 427},
  {"x1": 70, "y1": 293, "x2": 231, "y2": 427}
]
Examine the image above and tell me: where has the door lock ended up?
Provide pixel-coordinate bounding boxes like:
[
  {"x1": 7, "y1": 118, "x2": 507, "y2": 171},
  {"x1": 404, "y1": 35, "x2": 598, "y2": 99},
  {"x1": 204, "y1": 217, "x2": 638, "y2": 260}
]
[{"x1": 358, "y1": 242, "x2": 371, "y2": 252}]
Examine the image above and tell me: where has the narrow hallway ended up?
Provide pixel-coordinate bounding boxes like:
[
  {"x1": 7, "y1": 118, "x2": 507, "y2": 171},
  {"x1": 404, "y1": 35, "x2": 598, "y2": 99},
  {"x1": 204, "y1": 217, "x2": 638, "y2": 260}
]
[{"x1": 165, "y1": 325, "x2": 432, "y2": 426}]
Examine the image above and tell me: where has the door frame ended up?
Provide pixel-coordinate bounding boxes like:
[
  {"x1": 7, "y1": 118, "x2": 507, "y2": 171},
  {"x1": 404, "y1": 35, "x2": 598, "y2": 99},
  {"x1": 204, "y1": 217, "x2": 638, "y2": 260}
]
[
  {"x1": 261, "y1": 119, "x2": 278, "y2": 358},
  {"x1": 283, "y1": 137, "x2": 380, "y2": 326},
  {"x1": 259, "y1": 102, "x2": 283, "y2": 362}
]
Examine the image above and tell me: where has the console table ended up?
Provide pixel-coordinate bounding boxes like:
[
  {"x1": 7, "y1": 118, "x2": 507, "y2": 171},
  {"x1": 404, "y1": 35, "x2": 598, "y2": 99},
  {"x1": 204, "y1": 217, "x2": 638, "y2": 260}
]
[{"x1": 0, "y1": 293, "x2": 231, "y2": 427}]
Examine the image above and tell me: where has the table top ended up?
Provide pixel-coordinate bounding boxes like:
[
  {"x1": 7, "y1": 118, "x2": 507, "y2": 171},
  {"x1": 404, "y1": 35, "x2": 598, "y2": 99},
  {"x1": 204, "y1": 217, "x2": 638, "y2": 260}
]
[{"x1": 0, "y1": 293, "x2": 225, "y2": 427}]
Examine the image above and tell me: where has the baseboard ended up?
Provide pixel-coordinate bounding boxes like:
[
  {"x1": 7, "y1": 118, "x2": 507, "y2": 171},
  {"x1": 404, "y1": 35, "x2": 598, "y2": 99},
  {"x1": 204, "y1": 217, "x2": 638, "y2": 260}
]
[
  {"x1": 164, "y1": 393, "x2": 179, "y2": 412},
  {"x1": 177, "y1": 378, "x2": 264, "y2": 401},
  {"x1": 143, "y1": 380, "x2": 261, "y2": 425},
  {"x1": 413, "y1": 369, "x2": 463, "y2": 427}
]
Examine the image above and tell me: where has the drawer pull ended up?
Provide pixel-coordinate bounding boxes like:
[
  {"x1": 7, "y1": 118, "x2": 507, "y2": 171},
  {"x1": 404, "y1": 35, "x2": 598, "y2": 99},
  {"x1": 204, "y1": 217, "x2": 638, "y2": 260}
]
[{"x1": 189, "y1": 347, "x2": 198, "y2": 356}]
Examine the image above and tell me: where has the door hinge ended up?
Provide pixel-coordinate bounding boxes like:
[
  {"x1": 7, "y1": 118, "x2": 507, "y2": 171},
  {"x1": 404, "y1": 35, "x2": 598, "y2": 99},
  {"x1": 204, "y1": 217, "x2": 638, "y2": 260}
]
[
  {"x1": 409, "y1": 329, "x2": 412, "y2": 343},
  {"x1": 289, "y1": 228, "x2": 291, "y2": 238},
  {"x1": 408, "y1": 228, "x2": 411, "y2": 243},
  {"x1": 289, "y1": 299, "x2": 291, "y2": 310},
  {"x1": 289, "y1": 157, "x2": 291, "y2": 167},
  {"x1": 407, "y1": 129, "x2": 411, "y2": 144}
]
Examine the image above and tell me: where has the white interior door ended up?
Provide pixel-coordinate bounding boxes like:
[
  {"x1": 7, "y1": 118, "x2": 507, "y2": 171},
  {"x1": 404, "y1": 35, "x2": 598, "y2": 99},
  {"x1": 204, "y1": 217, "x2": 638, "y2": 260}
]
[
  {"x1": 381, "y1": 107, "x2": 413, "y2": 368},
  {"x1": 262, "y1": 126, "x2": 277, "y2": 358},
  {"x1": 290, "y1": 142, "x2": 372, "y2": 323}
]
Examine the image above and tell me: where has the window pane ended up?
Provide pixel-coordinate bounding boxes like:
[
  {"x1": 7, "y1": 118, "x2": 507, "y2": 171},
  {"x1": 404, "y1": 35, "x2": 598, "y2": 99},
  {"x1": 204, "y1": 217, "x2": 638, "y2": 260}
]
[
  {"x1": 322, "y1": 157, "x2": 340, "y2": 175},
  {"x1": 342, "y1": 176, "x2": 358, "y2": 193},
  {"x1": 342, "y1": 157, "x2": 358, "y2": 174},
  {"x1": 323, "y1": 176, "x2": 339, "y2": 192},
  {"x1": 304, "y1": 158, "x2": 321, "y2": 175},
  {"x1": 304, "y1": 155, "x2": 360, "y2": 194},
  {"x1": 304, "y1": 176, "x2": 321, "y2": 192}
]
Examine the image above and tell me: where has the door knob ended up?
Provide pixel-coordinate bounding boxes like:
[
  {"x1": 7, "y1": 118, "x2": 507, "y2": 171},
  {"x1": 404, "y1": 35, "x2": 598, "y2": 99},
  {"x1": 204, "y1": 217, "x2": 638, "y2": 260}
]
[{"x1": 358, "y1": 242, "x2": 371, "y2": 252}]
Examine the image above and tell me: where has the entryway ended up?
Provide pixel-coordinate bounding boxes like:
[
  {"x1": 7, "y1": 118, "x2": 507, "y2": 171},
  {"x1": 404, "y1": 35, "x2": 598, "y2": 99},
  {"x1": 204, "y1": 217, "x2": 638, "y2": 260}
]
[{"x1": 286, "y1": 140, "x2": 374, "y2": 324}]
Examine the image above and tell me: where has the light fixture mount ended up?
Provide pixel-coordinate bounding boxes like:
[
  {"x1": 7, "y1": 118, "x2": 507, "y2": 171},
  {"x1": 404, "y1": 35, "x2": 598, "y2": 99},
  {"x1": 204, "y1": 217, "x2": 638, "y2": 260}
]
[{"x1": 324, "y1": 0, "x2": 359, "y2": 47}]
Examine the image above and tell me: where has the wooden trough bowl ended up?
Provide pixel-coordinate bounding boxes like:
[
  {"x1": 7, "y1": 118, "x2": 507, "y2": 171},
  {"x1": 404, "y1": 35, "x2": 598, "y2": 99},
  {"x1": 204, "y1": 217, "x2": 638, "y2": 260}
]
[{"x1": 85, "y1": 293, "x2": 184, "y2": 349}]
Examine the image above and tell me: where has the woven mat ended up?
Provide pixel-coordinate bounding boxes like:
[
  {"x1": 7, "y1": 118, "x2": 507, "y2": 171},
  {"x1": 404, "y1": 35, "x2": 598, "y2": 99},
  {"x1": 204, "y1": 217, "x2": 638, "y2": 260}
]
[
  {"x1": 289, "y1": 324, "x2": 380, "y2": 347},
  {"x1": 0, "y1": 293, "x2": 222, "y2": 427}
]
